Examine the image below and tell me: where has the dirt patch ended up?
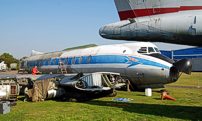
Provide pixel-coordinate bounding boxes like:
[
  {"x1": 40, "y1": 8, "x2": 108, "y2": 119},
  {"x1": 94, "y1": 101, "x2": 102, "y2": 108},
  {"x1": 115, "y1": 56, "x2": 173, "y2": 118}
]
[
  {"x1": 0, "y1": 70, "x2": 32, "y2": 77},
  {"x1": 0, "y1": 70, "x2": 18, "y2": 75}
]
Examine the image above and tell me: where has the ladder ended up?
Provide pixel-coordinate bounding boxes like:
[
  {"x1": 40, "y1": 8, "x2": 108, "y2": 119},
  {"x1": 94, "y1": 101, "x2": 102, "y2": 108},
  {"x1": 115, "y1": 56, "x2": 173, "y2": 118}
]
[{"x1": 57, "y1": 61, "x2": 67, "y2": 74}]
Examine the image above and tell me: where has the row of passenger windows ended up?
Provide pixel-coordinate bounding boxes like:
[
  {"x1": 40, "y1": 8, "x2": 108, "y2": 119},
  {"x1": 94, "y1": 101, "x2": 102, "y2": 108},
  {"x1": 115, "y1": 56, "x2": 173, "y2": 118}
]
[{"x1": 25, "y1": 56, "x2": 92, "y2": 67}]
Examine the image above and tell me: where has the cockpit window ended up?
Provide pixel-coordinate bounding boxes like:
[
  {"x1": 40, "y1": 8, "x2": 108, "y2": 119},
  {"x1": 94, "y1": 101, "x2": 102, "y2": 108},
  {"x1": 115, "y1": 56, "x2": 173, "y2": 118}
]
[
  {"x1": 148, "y1": 47, "x2": 155, "y2": 53},
  {"x1": 154, "y1": 47, "x2": 160, "y2": 52},
  {"x1": 138, "y1": 47, "x2": 147, "y2": 53}
]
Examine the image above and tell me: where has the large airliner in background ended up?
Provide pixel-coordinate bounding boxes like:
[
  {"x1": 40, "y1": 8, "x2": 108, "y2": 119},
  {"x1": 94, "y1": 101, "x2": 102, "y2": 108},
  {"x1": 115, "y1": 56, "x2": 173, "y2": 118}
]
[{"x1": 99, "y1": 0, "x2": 202, "y2": 46}]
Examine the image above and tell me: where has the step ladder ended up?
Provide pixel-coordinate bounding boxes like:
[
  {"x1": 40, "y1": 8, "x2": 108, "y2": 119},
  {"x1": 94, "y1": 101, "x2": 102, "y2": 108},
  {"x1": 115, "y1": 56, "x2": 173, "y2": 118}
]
[{"x1": 57, "y1": 61, "x2": 67, "y2": 74}]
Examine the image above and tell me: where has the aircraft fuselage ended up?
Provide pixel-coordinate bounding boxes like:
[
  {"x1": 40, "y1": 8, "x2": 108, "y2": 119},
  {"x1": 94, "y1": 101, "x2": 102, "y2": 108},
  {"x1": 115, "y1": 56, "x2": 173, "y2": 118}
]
[{"x1": 22, "y1": 42, "x2": 189, "y2": 89}]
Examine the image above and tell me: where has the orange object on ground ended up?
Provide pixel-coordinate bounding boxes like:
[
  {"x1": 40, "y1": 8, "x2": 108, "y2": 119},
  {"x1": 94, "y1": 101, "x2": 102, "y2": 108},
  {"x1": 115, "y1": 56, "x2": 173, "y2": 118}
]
[{"x1": 161, "y1": 92, "x2": 176, "y2": 101}]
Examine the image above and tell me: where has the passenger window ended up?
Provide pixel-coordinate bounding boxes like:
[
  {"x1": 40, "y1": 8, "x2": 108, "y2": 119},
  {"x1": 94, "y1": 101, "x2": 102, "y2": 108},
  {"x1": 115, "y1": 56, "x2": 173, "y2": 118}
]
[
  {"x1": 65, "y1": 57, "x2": 68, "y2": 65},
  {"x1": 39, "y1": 60, "x2": 42, "y2": 66},
  {"x1": 138, "y1": 47, "x2": 147, "y2": 53},
  {"x1": 43, "y1": 59, "x2": 46, "y2": 65},
  {"x1": 154, "y1": 47, "x2": 160, "y2": 52},
  {"x1": 36, "y1": 60, "x2": 40, "y2": 66},
  {"x1": 45, "y1": 59, "x2": 49, "y2": 65},
  {"x1": 148, "y1": 47, "x2": 155, "y2": 53},
  {"x1": 79, "y1": 56, "x2": 83, "y2": 64},
  {"x1": 53, "y1": 59, "x2": 57, "y2": 65},
  {"x1": 48, "y1": 59, "x2": 51, "y2": 65},
  {"x1": 87, "y1": 55, "x2": 92, "y2": 64},
  {"x1": 41, "y1": 60, "x2": 43, "y2": 66},
  {"x1": 59, "y1": 58, "x2": 62, "y2": 64},
  {"x1": 71, "y1": 57, "x2": 76, "y2": 64}
]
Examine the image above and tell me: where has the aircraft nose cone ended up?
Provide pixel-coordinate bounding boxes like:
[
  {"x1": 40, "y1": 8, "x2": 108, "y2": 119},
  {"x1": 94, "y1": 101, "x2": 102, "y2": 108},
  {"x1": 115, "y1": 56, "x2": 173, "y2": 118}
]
[{"x1": 99, "y1": 26, "x2": 106, "y2": 37}]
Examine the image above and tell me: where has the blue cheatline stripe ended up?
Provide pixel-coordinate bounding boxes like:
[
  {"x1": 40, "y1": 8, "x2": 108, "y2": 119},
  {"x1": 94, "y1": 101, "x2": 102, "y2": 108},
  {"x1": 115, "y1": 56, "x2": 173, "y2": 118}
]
[
  {"x1": 128, "y1": 56, "x2": 169, "y2": 69},
  {"x1": 26, "y1": 55, "x2": 170, "y2": 69}
]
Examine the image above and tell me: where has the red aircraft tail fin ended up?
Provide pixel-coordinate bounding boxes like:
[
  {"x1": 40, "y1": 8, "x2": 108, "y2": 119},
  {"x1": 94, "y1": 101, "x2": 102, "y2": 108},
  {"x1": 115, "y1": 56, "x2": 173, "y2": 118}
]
[
  {"x1": 114, "y1": 0, "x2": 137, "y2": 20},
  {"x1": 114, "y1": 0, "x2": 202, "y2": 21}
]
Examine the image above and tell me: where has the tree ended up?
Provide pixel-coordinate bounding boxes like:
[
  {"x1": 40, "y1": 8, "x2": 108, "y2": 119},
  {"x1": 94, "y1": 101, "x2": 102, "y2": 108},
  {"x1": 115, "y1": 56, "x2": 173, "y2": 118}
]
[
  {"x1": 0, "y1": 53, "x2": 19, "y2": 68},
  {"x1": 20, "y1": 56, "x2": 28, "y2": 61},
  {"x1": 0, "y1": 53, "x2": 14, "y2": 59}
]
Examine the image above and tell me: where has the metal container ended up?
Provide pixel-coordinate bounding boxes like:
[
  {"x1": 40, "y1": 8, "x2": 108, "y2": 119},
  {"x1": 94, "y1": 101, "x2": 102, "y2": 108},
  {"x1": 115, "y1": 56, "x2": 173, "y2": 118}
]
[
  {"x1": 0, "y1": 101, "x2": 10, "y2": 114},
  {"x1": 0, "y1": 74, "x2": 20, "y2": 101},
  {"x1": 145, "y1": 88, "x2": 152, "y2": 96},
  {"x1": 10, "y1": 63, "x2": 17, "y2": 70}
]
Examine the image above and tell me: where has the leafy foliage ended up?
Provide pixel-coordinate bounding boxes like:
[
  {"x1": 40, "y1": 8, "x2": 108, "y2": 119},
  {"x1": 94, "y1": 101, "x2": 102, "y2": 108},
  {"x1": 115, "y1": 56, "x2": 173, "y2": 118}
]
[
  {"x1": 0, "y1": 53, "x2": 14, "y2": 59},
  {"x1": 20, "y1": 56, "x2": 28, "y2": 61},
  {"x1": 0, "y1": 53, "x2": 19, "y2": 68}
]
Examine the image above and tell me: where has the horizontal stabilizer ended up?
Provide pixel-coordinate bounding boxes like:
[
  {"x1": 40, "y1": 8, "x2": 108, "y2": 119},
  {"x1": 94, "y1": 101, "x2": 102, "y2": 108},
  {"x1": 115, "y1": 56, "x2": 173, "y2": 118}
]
[{"x1": 31, "y1": 50, "x2": 43, "y2": 56}]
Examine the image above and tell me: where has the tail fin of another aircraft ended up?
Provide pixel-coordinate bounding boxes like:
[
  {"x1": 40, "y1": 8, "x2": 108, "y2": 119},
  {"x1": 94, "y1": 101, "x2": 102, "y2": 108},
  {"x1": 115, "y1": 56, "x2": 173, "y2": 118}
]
[
  {"x1": 114, "y1": 0, "x2": 137, "y2": 20},
  {"x1": 115, "y1": 0, "x2": 162, "y2": 20},
  {"x1": 31, "y1": 50, "x2": 44, "y2": 56},
  {"x1": 115, "y1": 0, "x2": 202, "y2": 21}
]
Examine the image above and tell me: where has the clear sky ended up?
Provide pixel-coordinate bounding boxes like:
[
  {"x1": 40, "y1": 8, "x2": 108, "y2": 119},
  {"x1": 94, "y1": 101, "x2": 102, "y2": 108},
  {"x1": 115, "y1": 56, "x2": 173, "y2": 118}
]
[{"x1": 0, "y1": 0, "x2": 194, "y2": 59}]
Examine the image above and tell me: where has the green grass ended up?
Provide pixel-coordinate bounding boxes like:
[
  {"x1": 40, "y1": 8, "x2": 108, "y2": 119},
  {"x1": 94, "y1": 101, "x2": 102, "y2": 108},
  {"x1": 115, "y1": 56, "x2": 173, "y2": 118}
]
[
  {"x1": 166, "y1": 72, "x2": 202, "y2": 87},
  {"x1": 1, "y1": 72, "x2": 202, "y2": 121}
]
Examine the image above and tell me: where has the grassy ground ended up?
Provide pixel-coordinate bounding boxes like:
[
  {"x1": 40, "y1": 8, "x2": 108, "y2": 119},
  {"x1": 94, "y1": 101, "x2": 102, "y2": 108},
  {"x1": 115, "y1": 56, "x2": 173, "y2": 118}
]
[
  {"x1": 167, "y1": 72, "x2": 202, "y2": 87},
  {"x1": 0, "y1": 72, "x2": 202, "y2": 121}
]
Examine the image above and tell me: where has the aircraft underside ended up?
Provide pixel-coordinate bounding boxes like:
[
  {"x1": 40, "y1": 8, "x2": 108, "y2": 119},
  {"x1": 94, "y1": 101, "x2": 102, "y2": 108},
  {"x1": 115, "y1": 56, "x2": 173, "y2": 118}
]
[
  {"x1": 24, "y1": 64, "x2": 179, "y2": 89},
  {"x1": 100, "y1": 0, "x2": 202, "y2": 46}
]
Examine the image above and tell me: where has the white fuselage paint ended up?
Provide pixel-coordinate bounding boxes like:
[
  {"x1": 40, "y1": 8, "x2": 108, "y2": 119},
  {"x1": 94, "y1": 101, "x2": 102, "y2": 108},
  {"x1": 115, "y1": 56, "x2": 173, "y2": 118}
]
[{"x1": 23, "y1": 42, "x2": 178, "y2": 89}]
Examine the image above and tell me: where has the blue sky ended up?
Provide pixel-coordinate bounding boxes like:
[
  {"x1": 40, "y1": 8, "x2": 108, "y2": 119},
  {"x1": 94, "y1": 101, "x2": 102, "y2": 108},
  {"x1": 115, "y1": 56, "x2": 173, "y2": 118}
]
[{"x1": 0, "y1": 0, "x2": 193, "y2": 59}]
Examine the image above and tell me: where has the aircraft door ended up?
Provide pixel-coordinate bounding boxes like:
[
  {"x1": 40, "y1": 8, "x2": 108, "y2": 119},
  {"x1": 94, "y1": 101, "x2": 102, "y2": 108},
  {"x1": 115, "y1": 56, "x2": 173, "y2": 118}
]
[
  {"x1": 192, "y1": 16, "x2": 202, "y2": 35},
  {"x1": 136, "y1": 70, "x2": 147, "y2": 84}
]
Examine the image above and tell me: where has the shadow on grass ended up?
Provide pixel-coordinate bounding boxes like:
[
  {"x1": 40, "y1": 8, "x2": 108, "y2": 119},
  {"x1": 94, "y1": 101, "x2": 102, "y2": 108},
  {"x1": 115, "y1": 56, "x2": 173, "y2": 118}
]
[
  {"x1": 135, "y1": 94, "x2": 146, "y2": 96},
  {"x1": 85, "y1": 100, "x2": 202, "y2": 120},
  {"x1": 153, "y1": 98, "x2": 162, "y2": 100},
  {"x1": 18, "y1": 97, "x2": 25, "y2": 101}
]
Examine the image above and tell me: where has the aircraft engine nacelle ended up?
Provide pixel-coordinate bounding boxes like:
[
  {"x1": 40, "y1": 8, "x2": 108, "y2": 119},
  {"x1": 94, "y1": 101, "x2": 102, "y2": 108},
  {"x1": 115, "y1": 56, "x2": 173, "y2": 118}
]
[
  {"x1": 166, "y1": 58, "x2": 192, "y2": 84},
  {"x1": 46, "y1": 88, "x2": 65, "y2": 99}
]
